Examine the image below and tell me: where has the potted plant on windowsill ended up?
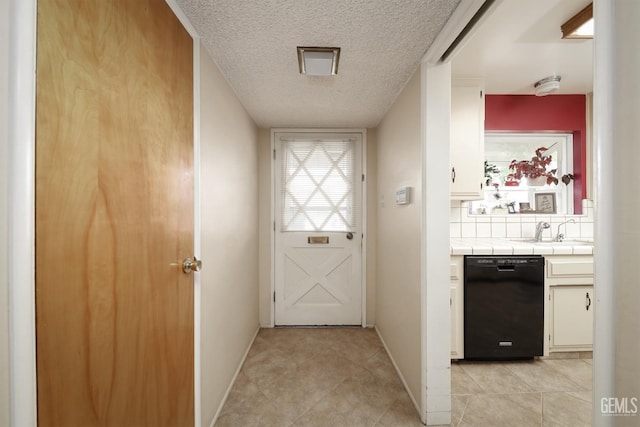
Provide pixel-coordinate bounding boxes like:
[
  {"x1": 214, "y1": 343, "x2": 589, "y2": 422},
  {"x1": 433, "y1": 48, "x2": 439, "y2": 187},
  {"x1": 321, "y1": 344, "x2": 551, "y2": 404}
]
[
  {"x1": 484, "y1": 161, "x2": 500, "y2": 186},
  {"x1": 507, "y1": 146, "x2": 559, "y2": 186},
  {"x1": 561, "y1": 173, "x2": 575, "y2": 185},
  {"x1": 504, "y1": 177, "x2": 520, "y2": 187}
]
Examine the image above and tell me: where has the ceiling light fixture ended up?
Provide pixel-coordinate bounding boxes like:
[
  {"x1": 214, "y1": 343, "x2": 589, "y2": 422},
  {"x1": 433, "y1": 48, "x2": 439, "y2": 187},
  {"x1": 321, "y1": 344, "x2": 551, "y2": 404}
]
[
  {"x1": 534, "y1": 75, "x2": 561, "y2": 96},
  {"x1": 297, "y1": 47, "x2": 340, "y2": 76},
  {"x1": 561, "y1": 3, "x2": 593, "y2": 39}
]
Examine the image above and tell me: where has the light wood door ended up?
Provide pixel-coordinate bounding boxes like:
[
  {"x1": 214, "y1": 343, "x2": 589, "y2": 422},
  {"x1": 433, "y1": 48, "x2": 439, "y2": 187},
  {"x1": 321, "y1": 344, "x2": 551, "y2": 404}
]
[
  {"x1": 35, "y1": 0, "x2": 194, "y2": 425},
  {"x1": 274, "y1": 133, "x2": 363, "y2": 325}
]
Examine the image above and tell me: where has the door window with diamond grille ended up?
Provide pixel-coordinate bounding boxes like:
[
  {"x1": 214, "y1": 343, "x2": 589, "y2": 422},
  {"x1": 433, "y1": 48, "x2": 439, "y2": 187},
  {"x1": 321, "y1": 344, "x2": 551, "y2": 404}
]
[{"x1": 280, "y1": 138, "x2": 357, "y2": 232}]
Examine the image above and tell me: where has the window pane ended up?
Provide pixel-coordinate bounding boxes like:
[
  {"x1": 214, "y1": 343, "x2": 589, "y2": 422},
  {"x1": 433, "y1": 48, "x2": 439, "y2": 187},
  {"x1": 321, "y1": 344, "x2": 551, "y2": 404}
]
[
  {"x1": 471, "y1": 133, "x2": 573, "y2": 215},
  {"x1": 281, "y1": 140, "x2": 356, "y2": 231}
]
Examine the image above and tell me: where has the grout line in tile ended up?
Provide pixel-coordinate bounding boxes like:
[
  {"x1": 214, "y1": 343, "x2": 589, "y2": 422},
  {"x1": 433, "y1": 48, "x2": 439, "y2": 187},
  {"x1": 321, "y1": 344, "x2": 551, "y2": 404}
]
[
  {"x1": 288, "y1": 377, "x2": 347, "y2": 427},
  {"x1": 506, "y1": 369, "x2": 587, "y2": 394},
  {"x1": 539, "y1": 391, "x2": 544, "y2": 426},
  {"x1": 457, "y1": 394, "x2": 471, "y2": 427},
  {"x1": 371, "y1": 395, "x2": 396, "y2": 426}
]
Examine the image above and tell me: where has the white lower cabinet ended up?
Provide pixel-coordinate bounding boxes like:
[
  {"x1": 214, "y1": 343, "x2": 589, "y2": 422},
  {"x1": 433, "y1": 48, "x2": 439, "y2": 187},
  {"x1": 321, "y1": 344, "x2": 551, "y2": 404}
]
[
  {"x1": 450, "y1": 254, "x2": 594, "y2": 359},
  {"x1": 545, "y1": 256, "x2": 594, "y2": 353},
  {"x1": 550, "y1": 286, "x2": 594, "y2": 349},
  {"x1": 450, "y1": 256, "x2": 464, "y2": 359}
]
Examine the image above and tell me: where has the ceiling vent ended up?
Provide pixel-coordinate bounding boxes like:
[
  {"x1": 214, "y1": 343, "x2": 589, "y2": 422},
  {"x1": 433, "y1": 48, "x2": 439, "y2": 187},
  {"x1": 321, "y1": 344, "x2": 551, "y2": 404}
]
[
  {"x1": 534, "y1": 75, "x2": 561, "y2": 96},
  {"x1": 297, "y1": 47, "x2": 340, "y2": 76}
]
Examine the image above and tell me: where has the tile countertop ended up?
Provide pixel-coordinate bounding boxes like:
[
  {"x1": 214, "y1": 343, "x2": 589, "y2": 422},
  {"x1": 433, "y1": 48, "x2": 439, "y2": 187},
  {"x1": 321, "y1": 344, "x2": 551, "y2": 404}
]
[{"x1": 450, "y1": 238, "x2": 594, "y2": 256}]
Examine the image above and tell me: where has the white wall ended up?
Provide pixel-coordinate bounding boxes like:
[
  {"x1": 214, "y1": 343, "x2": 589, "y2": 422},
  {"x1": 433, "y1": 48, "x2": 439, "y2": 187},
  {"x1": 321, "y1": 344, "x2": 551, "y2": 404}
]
[
  {"x1": 611, "y1": 3, "x2": 640, "y2": 420},
  {"x1": 422, "y1": 61, "x2": 453, "y2": 425},
  {"x1": 199, "y1": 44, "x2": 260, "y2": 426},
  {"x1": 593, "y1": 2, "x2": 640, "y2": 425},
  {"x1": 0, "y1": 0, "x2": 10, "y2": 424},
  {"x1": 375, "y1": 68, "x2": 422, "y2": 404}
]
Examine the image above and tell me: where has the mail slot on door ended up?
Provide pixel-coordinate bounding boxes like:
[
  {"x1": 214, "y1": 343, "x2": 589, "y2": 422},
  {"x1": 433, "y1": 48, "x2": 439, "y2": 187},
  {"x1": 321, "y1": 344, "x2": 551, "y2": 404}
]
[{"x1": 308, "y1": 236, "x2": 329, "y2": 244}]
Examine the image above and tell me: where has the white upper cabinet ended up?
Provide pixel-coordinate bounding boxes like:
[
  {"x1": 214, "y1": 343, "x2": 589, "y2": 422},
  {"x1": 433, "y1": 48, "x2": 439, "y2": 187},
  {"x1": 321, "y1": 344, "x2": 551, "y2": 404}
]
[{"x1": 451, "y1": 78, "x2": 485, "y2": 200}]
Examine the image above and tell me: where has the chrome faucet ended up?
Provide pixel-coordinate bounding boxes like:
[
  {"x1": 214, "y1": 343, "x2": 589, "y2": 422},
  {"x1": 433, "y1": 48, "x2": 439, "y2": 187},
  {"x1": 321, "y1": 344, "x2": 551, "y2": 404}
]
[
  {"x1": 554, "y1": 219, "x2": 576, "y2": 242},
  {"x1": 534, "y1": 221, "x2": 550, "y2": 241}
]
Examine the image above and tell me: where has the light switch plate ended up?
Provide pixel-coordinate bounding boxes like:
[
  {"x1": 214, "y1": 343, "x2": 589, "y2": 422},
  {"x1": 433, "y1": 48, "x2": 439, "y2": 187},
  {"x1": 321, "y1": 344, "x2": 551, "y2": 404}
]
[{"x1": 395, "y1": 187, "x2": 411, "y2": 205}]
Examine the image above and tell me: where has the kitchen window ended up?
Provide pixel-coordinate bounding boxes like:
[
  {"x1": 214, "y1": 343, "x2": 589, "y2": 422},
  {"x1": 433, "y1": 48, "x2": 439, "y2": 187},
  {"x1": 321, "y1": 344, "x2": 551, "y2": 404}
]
[{"x1": 470, "y1": 133, "x2": 574, "y2": 215}]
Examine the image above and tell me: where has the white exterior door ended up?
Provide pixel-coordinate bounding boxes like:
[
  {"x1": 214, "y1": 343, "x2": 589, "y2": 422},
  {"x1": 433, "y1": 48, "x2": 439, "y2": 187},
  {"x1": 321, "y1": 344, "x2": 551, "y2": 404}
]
[{"x1": 274, "y1": 132, "x2": 363, "y2": 325}]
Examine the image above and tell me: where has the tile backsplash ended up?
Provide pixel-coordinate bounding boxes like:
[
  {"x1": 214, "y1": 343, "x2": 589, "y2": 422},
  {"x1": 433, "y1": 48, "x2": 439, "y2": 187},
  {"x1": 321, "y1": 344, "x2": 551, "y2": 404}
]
[{"x1": 450, "y1": 199, "x2": 594, "y2": 241}]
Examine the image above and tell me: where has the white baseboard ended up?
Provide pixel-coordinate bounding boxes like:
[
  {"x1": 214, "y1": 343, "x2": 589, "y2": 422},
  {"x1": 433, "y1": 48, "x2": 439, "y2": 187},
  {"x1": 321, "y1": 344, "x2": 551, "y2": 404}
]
[
  {"x1": 374, "y1": 326, "x2": 423, "y2": 421},
  {"x1": 208, "y1": 326, "x2": 261, "y2": 427}
]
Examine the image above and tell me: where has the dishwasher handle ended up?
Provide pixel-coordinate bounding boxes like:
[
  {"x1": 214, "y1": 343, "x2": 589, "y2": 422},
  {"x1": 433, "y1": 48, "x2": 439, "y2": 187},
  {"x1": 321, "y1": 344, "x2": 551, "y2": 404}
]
[{"x1": 496, "y1": 265, "x2": 516, "y2": 272}]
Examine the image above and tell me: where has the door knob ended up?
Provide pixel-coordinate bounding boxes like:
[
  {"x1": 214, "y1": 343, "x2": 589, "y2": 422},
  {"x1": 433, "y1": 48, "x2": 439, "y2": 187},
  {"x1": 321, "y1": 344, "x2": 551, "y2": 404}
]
[{"x1": 182, "y1": 257, "x2": 202, "y2": 274}]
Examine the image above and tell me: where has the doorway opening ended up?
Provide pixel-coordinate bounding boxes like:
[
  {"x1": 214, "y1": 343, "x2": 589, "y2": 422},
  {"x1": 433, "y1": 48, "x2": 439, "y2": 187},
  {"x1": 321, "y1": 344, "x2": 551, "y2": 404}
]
[{"x1": 272, "y1": 130, "x2": 366, "y2": 326}]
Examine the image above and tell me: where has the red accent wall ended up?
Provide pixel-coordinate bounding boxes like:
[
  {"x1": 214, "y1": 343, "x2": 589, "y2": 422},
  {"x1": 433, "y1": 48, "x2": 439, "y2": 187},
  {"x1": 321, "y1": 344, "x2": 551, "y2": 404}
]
[{"x1": 485, "y1": 95, "x2": 587, "y2": 214}]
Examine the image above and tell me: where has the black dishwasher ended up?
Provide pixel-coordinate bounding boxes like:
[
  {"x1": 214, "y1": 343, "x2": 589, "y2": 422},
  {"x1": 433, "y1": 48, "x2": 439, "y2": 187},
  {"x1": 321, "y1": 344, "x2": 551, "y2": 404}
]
[{"x1": 464, "y1": 256, "x2": 544, "y2": 360}]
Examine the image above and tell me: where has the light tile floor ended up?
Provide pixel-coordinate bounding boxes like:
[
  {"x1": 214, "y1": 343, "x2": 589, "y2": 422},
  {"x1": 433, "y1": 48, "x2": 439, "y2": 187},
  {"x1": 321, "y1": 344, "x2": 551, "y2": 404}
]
[
  {"x1": 452, "y1": 356, "x2": 593, "y2": 426},
  {"x1": 215, "y1": 328, "x2": 593, "y2": 426}
]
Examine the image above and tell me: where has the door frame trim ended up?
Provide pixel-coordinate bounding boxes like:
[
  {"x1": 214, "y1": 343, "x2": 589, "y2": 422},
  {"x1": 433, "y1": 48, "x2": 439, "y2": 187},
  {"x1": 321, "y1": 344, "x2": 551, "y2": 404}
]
[
  {"x1": 7, "y1": 1, "x2": 203, "y2": 425},
  {"x1": 8, "y1": 0, "x2": 37, "y2": 425},
  {"x1": 269, "y1": 128, "x2": 368, "y2": 327}
]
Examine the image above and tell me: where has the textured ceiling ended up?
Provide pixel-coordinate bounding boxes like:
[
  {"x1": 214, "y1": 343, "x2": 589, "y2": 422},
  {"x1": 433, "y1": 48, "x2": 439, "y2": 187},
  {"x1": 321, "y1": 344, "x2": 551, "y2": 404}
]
[{"x1": 175, "y1": 0, "x2": 461, "y2": 128}]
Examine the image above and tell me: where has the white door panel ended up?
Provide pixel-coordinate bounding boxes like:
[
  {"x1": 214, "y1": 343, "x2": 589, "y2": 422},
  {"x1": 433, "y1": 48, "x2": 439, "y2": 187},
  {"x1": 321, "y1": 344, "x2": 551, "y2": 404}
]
[
  {"x1": 277, "y1": 232, "x2": 361, "y2": 325},
  {"x1": 274, "y1": 132, "x2": 363, "y2": 325}
]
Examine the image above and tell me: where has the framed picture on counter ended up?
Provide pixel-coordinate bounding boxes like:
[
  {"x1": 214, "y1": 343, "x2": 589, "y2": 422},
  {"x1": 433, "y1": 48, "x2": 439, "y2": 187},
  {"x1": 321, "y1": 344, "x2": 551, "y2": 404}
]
[{"x1": 534, "y1": 192, "x2": 557, "y2": 214}]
